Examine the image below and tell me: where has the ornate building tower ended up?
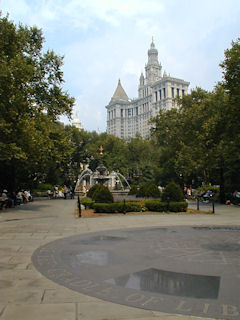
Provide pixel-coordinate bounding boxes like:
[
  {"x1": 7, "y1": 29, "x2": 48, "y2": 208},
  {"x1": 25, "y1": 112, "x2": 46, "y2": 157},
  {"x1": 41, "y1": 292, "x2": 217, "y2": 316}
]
[
  {"x1": 145, "y1": 39, "x2": 162, "y2": 84},
  {"x1": 106, "y1": 40, "x2": 190, "y2": 139}
]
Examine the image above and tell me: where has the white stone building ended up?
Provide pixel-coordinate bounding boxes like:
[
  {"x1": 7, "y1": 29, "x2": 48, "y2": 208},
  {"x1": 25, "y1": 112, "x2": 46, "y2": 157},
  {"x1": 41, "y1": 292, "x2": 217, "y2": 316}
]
[
  {"x1": 72, "y1": 111, "x2": 83, "y2": 130},
  {"x1": 106, "y1": 40, "x2": 190, "y2": 139}
]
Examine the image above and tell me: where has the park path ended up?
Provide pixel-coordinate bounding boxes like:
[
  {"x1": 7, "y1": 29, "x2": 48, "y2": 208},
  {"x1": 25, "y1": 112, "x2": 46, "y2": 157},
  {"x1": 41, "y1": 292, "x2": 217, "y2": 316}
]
[{"x1": 0, "y1": 198, "x2": 239, "y2": 320}]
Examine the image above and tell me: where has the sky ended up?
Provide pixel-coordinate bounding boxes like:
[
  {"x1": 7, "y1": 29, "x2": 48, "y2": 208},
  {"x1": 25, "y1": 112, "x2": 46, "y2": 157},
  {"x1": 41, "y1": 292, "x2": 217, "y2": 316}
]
[{"x1": 1, "y1": 0, "x2": 240, "y2": 132}]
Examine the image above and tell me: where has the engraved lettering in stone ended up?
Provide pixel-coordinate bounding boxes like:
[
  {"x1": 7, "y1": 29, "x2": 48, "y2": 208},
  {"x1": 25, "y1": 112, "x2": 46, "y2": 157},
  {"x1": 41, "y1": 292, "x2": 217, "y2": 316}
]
[
  {"x1": 125, "y1": 293, "x2": 146, "y2": 303},
  {"x1": 222, "y1": 304, "x2": 239, "y2": 316},
  {"x1": 141, "y1": 296, "x2": 163, "y2": 306},
  {"x1": 201, "y1": 303, "x2": 210, "y2": 314},
  {"x1": 176, "y1": 301, "x2": 192, "y2": 312},
  {"x1": 68, "y1": 279, "x2": 98, "y2": 290},
  {"x1": 95, "y1": 286, "x2": 117, "y2": 297}
]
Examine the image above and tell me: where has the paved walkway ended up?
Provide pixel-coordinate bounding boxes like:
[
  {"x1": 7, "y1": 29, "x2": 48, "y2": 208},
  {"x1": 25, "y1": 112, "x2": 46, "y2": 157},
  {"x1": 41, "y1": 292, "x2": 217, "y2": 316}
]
[{"x1": 0, "y1": 199, "x2": 239, "y2": 320}]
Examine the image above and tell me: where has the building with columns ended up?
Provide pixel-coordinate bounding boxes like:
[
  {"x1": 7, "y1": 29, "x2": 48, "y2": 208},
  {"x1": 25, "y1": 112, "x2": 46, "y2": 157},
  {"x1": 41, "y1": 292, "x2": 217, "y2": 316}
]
[{"x1": 106, "y1": 40, "x2": 190, "y2": 139}]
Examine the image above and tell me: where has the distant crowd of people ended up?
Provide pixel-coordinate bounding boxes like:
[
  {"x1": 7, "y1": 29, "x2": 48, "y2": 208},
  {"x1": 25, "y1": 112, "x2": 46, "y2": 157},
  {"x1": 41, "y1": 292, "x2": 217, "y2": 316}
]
[
  {"x1": 0, "y1": 189, "x2": 33, "y2": 210},
  {"x1": 47, "y1": 185, "x2": 75, "y2": 200}
]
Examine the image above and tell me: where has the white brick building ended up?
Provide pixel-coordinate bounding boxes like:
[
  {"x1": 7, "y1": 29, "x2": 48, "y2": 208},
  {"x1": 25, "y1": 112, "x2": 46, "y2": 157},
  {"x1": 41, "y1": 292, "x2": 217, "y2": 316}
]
[{"x1": 106, "y1": 40, "x2": 190, "y2": 139}]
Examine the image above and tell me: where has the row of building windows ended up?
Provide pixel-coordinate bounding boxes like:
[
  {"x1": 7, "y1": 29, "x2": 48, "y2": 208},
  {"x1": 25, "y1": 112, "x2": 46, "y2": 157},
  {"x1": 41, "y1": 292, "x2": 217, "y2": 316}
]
[
  {"x1": 171, "y1": 88, "x2": 185, "y2": 98},
  {"x1": 142, "y1": 87, "x2": 149, "y2": 98},
  {"x1": 109, "y1": 103, "x2": 153, "y2": 121},
  {"x1": 109, "y1": 109, "x2": 116, "y2": 119},
  {"x1": 154, "y1": 88, "x2": 185, "y2": 102},
  {"x1": 154, "y1": 88, "x2": 166, "y2": 101},
  {"x1": 120, "y1": 106, "x2": 139, "y2": 118}
]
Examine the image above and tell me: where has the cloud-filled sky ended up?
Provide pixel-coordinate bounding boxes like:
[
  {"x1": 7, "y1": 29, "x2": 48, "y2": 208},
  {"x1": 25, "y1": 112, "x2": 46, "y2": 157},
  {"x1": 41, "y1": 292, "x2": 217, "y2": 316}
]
[{"x1": 1, "y1": 0, "x2": 240, "y2": 132}]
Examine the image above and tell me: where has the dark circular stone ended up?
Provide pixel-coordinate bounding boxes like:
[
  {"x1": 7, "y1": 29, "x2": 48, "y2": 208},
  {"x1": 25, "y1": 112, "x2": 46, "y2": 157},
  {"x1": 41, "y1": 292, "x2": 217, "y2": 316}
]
[{"x1": 32, "y1": 226, "x2": 240, "y2": 320}]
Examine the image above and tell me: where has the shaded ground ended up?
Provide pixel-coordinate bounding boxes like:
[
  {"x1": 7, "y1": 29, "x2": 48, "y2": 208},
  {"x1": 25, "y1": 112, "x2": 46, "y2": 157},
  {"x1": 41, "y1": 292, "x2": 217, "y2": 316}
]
[{"x1": 1, "y1": 198, "x2": 240, "y2": 320}]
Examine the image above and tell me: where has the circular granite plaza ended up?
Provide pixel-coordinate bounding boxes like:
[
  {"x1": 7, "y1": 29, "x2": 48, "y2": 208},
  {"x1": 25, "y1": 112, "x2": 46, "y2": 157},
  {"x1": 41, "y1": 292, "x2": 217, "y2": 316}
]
[{"x1": 32, "y1": 225, "x2": 240, "y2": 320}]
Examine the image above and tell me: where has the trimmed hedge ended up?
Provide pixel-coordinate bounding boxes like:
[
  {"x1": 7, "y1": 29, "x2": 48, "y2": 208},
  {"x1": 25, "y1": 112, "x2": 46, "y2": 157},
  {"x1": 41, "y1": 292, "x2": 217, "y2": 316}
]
[
  {"x1": 145, "y1": 200, "x2": 167, "y2": 212},
  {"x1": 93, "y1": 200, "x2": 187, "y2": 213},
  {"x1": 93, "y1": 201, "x2": 142, "y2": 213},
  {"x1": 121, "y1": 202, "x2": 142, "y2": 212},
  {"x1": 145, "y1": 200, "x2": 188, "y2": 212},
  {"x1": 81, "y1": 197, "x2": 95, "y2": 209},
  {"x1": 169, "y1": 201, "x2": 188, "y2": 212},
  {"x1": 93, "y1": 203, "x2": 118, "y2": 213}
]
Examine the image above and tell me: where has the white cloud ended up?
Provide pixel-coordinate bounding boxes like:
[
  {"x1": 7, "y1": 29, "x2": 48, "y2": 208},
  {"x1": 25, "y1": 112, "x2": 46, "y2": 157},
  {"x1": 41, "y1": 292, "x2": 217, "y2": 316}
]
[{"x1": 1, "y1": 0, "x2": 164, "y2": 31}]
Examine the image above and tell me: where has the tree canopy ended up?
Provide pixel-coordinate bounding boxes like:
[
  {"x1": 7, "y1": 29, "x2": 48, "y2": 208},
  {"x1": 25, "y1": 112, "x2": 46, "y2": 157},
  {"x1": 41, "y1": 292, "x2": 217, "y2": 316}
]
[
  {"x1": 0, "y1": 15, "x2": 74, "y2": 191},
  {"x1": 151, "y1": 38, "x2": 240, "y2": 201},
  {"x1": 1, "y1": 13, "x2": 239, "y2": 201}
]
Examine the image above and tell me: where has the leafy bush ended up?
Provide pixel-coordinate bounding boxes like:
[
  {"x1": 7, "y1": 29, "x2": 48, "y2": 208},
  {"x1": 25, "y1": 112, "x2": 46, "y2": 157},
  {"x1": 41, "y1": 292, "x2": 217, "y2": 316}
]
[
  {"x1": 81, "y1": 197, "x2": 95, "y2": 209},
  {"x1": 145, "y1": 200, "x2": 188, "y2": 212},
  {"x1": 35, "y1": 183, "x2": 53, "y2": 192},
  {"x1": 169, "y1": 201, "x2": 188, "y2": 212},
  {"x1": 87, "y1": 184, "x2": 101, "y2": 199},
  {"x1": 93, "y1": 201, "x2": 142, "y2": 213},
  {"x1": 146, "y1": 183, "x2": 161, "y2": 198},
  {"x1": 119, "y1": 201, "x2": 142, "y2": 212},
  {"x1": 136, "y1": 183, "x2": 145, "y2": 197},
  {"x1": 162, "y1": 182, "x2": 184, "y2": 202},
  {"x1": 128, "y1": 185, "x2": 138, "y2": 195},
  {"x1": 196, "y1": 185, "x2": 219, "y2": 194},
  {"x1": 195, "y1": 185, "x2": 220, "y2": 201},
  {"x1": 93, "y1": 203, "x2": 118, "y2": 213},
  {"x1": 93, "y1": 199, "x2": 187, "y2": 213},
  {"x1": 136, "y1": 182, "x2": 160, "y2": 198},
  {"x1": 92, "y1": 185, "x2": 114, "y2": 203},
  {"x1": 145, "y1": 200, "x2": 167, "y2": 212}
]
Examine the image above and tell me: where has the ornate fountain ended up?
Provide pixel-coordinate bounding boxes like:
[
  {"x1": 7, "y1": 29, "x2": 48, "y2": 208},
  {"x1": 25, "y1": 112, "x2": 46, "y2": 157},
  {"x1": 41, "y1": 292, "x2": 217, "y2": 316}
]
[{"x1": 75, "y1": 146, "x2": 130, "y2": 193}]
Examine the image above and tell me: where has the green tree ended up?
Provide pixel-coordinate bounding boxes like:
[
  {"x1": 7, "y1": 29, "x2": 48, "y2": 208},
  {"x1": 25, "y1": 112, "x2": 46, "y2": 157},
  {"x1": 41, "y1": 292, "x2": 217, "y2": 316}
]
[
  {"x1": 0, "y1": 15, "x2": 74, "y2": 191},
  {"x1": 151, "y1": 87, "x2": 227, "y2": 190},
  {"x1": 220, "y1": 38, "x2": 240, "y2": 190}
]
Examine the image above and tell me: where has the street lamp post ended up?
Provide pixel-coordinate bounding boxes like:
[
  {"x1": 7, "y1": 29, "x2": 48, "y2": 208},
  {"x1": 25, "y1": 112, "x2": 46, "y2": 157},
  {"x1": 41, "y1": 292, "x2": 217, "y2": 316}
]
[{"x1": 179, "y1": 165, "x2": 184, "y2": 195}]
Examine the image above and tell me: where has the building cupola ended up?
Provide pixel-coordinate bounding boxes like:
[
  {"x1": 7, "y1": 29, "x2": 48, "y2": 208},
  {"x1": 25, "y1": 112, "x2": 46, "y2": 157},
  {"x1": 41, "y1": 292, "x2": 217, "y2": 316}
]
[{"x1": 145, "y1": 37, "x2": 162, "y2": 83}]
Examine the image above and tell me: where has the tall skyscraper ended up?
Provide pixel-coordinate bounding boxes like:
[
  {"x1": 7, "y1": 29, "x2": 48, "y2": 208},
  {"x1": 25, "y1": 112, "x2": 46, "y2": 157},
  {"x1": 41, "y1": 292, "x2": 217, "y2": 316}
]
[{"x1": 106, "y1": 40, "x2": 190, "y2": 139}]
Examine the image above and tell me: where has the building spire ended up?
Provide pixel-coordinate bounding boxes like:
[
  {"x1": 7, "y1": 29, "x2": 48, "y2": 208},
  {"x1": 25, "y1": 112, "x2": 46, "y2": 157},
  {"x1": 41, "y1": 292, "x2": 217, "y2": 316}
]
[{"x1": 111, "y1": 79, "x2": 129, "y2": 101}]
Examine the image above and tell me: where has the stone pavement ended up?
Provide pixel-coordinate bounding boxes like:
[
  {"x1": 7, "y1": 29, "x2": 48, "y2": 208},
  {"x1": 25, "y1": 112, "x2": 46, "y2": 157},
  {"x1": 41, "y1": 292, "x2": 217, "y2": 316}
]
[{"x1": 0, "y1": 199, "x2": 239, "y2": 320}]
